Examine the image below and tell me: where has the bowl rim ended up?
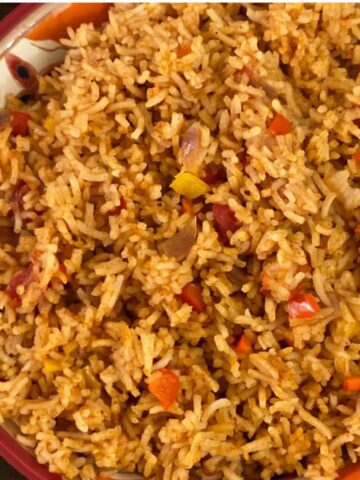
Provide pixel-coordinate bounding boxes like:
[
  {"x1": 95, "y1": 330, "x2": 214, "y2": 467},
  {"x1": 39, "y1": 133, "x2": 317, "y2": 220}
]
[
  {"x1": 0, "y1": 427, "x2": 60, "y2": 480},
  {"x1": 0, "y1": 4, "x2": 66, "y2": 57},
  {"x1": 0, "y1": 4, "x2": 42, "y2": 41}
]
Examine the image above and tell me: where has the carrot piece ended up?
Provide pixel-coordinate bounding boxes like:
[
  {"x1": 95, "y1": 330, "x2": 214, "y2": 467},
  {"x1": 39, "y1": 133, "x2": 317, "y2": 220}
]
[
  {"x1": 11, "y1": 112, "x2": 31, "y2": 136},
  {"x1": 337, "y1": 461, "x2": 360, "y2": 480},
  {"x1": 180, "y1": 283, "x2": 206, "y2": 313},
  {"x1": 343, "y1": 375, "x2": 360, "y2": 392},
  {"x1": 288, "y1": 293, "x2": 320, "y2": 319},
  {"x1": 148, "y1": 368, "x2": 180, "y2": 410},
  {"x1": 354, "y1": 152, "x2": 360, "y2": 164},
  {"x1": 268, "y1": 113, "x2": 292, "y2": 136},
  {"x1": 181, "y1": 197, "x2": 194, "y2": 216},
  {"x1": 177, "y1": 43, "x2": 191, "y2": 58},
  {"x1": 235, "y1": 334, "x2": 252, "y2": 354}
]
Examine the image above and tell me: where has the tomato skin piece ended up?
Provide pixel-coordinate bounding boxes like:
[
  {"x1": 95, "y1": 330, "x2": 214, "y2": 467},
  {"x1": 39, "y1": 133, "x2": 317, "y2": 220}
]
[
  {"x1": 268, "y1": 113, "x2": 292, "y2": 136},
  {"x1": 212, "y1": 204, "x2": 241, "y2": 245},
  {"x1": 180, "y1": 283, "x2": 206, "y2": 313},
  {"x1": 11, "y1": 111, "x2": 31, "y2": 136},
  {"x1": 343, "y1": 375, "x2": 360, "y2": 392},
  {"x1": 337, "y1": 461, "x2": 360, "y2": 480},
  {"x1": 148, "y1": 368, "x2": 180, "y2": 410},
  {"x1": 110, "y1": 196, "x2": 127, "y2": 215},
  {"x1": 7, "y1": 263, "x2": 34, "y2": 306},
  {"x1": 288, "y1": 293, "x2": 320, "y2": 319},
  {"x1": 11, "y1": 180, "x2": 30, "y2": 210}
]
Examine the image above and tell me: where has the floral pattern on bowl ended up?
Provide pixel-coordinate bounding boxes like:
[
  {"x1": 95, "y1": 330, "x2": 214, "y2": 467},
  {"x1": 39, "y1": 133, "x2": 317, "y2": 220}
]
[{"x1": 0, "y1": 3, "x2": 110, "y2": 107}]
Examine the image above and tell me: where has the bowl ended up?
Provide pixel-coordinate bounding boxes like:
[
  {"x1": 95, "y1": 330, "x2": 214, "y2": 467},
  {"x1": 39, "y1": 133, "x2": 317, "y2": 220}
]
[{"x1": 0, "y1": 5, "x2": 110, "y2": 478}]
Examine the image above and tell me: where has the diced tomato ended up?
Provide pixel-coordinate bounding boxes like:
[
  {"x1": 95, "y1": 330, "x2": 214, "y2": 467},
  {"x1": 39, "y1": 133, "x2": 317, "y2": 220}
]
[
  {"x1": 11, "y1": 180, "x2": 30, "y2": 210},
  {"x1": 11, "y1": 111, "x2": 31, "y2": 136},
  {"x1": 177, "y1": 43, "x2": 191, "y2": 58},
  {"x1": 343, "y1": 375, "x2": 360, "y2": 392},
  {"x1": 288, "y1": 293, "x2": 320, "y2": 319},
  {"x1": 181, "y1": 197, "x2": 194, "y2": 216},
  {"x1": 289, "y1": 282, "x2": 303, "y2": 300},
  {"x1": 110, "y1": 196, "x2": 127, "y2": 215},
  {"x1": 212, "y1": 203, "x2": 241, "y2": 245},
  {"x1": 337, "y1": 461, "x2": 360, "y2": 480},
  {"x1": 268, "y1": 113, "x2": 292, "y2": 136},
  {"x1": 235, "y1": 334, "x2": 252, "y2": 354},
  {"x1": 7, "y1": 263, "x2": 34, "y2": 306},
  {"x1": 148, "y1": 368, "x2": 180, "y2": 410},
  {"x1": 180, "y1": 282, "x2": 206, "y2": 313},
  {"x1": 354, "y1": 152, "x2": 360, "y2": 164},
  {"x1": 200, "y1": 164, "x2": 226, "y2": 185}
]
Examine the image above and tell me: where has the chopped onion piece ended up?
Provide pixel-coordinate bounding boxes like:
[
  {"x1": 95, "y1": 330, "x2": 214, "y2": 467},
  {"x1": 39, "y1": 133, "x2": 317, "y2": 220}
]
[
  {"x1": 158, "y1": 218, "x2": 197, "y2": 261},
  {"x1": 179, "y1": 123, "x2": 206, "y2": 174},
  {"x1": 327, "y1": 170, "x2": 360, "y2": 211}
]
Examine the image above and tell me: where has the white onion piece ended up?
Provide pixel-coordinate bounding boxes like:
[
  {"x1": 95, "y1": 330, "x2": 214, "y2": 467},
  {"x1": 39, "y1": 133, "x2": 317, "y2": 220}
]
[
  {"x1": 259, "y1": 81, "x2": 278, "y2": 99},
  {"x1": 248, "y1": 77, "x2": 278, "y2": 99},
  {"x1": 158, "y1": 218, "x2": 197, "y2": 261},
  {"x1": 179, "y1": 123, "x2": 206, "y2": 174},
  {"x1": 327, "y1": 170, "x2": 360, "y2": 211}
]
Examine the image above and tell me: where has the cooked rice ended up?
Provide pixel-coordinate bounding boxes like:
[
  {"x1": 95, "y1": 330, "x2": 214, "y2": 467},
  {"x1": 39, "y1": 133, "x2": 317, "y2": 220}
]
[{"x1": 0, "y1": 3, "x2": 360, "y2": 480}]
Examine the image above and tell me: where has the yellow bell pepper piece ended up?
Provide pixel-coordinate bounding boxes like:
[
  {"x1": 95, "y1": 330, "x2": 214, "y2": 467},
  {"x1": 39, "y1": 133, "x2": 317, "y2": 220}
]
[
  {"x1": 43, "y1": 359, "x2": 62, "y2": 373},
  {"x1": 170, "y1": 172, "x2": 209, "y2": 199},
  {"x1": 43, "y1": 117, "x2": 56, "y2": 134},
  {"x1": 83, "y1": 366, "x2": 100, "y2": 388}
]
